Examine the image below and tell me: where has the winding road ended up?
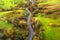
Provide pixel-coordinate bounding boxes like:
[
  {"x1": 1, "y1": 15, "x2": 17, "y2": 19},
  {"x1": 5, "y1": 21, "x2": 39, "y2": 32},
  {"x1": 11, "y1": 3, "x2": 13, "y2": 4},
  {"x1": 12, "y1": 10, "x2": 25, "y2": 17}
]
[
  {"x1": 26, "y1": 8, "x2": 34, "y2": 40},
  {"x1": 26, "y1": 0, "x2": 46, "y2": 40}
]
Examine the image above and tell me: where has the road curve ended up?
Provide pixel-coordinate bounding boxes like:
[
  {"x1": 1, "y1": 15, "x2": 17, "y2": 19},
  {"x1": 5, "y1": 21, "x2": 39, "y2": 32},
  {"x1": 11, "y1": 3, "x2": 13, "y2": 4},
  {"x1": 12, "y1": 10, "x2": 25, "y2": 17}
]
[{"x1": 26, "y1": 8, "x2": 34, "y2": 40}]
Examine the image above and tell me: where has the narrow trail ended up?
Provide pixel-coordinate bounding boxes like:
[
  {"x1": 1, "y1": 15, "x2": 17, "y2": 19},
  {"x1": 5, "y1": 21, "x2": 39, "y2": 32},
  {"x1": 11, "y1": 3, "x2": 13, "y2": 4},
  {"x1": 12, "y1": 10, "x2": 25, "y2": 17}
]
[
  {"x1": 25, "y1": 0, "x2": 46, "y2": 40},
  {"x1": 25, "y1": 0, "x2": 34, "y2": 40},
  {"x1": 26, "y1": 8, "x2": 33, "y2": 40}
]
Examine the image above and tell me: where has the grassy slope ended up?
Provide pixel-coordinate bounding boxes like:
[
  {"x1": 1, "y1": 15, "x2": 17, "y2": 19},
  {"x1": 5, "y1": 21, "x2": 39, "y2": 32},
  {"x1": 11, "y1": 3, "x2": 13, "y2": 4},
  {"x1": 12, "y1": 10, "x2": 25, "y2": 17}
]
[
  {"x1": 0, "y1": 9, "x2": 25, "y2": 29},
  {"x1": 0, "y1": 12, "x2": 13, "y2": 29},
  {"x1": 0, "y1": 0, "x2": 60, "y2": 40},
  {"x1": 36, "y1": 13, "x2": 60, "y2": 40},
  {"x1": 38, "y1": 0, "x2": 60, "y2": 4},
  {"x1": 37, "y1": 0, "x2": 60, "y2": 40}
]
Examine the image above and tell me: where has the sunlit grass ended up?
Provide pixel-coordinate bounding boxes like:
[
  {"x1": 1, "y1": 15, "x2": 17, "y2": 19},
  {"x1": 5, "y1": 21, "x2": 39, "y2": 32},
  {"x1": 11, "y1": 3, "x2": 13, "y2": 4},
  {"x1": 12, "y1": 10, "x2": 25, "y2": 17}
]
[
  {"x1": 38, "y1": 0, "x2": 60, "y2": 5},
  {"x1": 35, "y1": 13, "x2": 60, "y2": 40}
]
